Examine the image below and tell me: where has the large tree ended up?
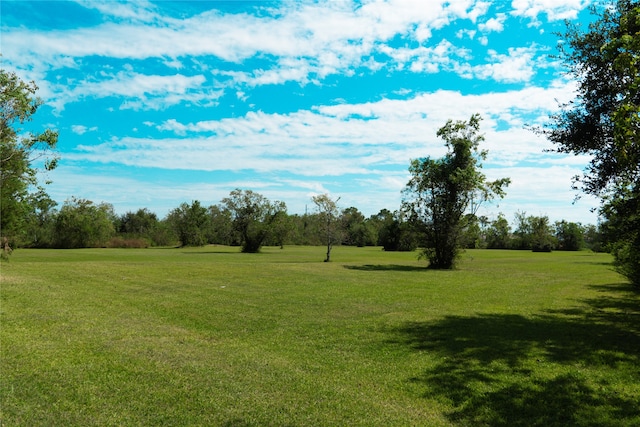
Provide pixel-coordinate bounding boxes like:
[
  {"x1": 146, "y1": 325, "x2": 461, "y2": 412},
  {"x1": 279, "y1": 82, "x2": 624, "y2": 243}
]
[
  {"x1": 542, "y1": 0, "x2": 639, "y2": 284},
  {"x1": 221, "y1": 189, "x2": 286, "y2": 253},
  {"x1": 54, "y1": 198, "x2": 115, "y2": 249},
  {"x1": 403, "y1": 114, "x2": 510, "y2": 269},
  {"x1": 1, "y1": 69, "x2": 58, "y2": 255},
  {"x1": 167, "y1": 200, "x2": 209, "y2": 247}
]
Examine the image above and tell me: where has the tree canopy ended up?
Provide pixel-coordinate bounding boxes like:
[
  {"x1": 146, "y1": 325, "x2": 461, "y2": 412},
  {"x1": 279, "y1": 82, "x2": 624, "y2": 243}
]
[
  {"x1": 403, "y1": 114, "x2": 510, "y2": 269},
  {"x1": 543, "y1": 0, "x2": 639, "y2": 284},
  {"x1": 543, "y1": 0, "x2": 639, "y2": 196},
  {"x1": 221, "y1": 189, "x2": 287, "y2": 253},
  {"x1": 1, "y1": 68, "x2": 58, "y2": 255}
]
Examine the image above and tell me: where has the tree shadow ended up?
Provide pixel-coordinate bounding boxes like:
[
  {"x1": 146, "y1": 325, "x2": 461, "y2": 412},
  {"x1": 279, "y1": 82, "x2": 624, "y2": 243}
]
[
  {"x1": 344, "y1": 264, "x2": 427, "y2": 272},
  {"x1": 386, "y1": 283, "x2": 640, "y2": 426}
]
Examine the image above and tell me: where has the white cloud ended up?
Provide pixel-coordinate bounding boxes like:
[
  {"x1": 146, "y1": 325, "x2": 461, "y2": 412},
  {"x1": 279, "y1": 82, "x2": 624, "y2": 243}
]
[
  {"x1": 71, "y1": 83, "x2": 577, "y2": 181},
  {"x1": 466, "y1": 46, "x2": 538, "y2": 83},
  {"x1": 72, "y1": 0, "x2": 159, "y2": 22},
  {"x1": 71, "y1": 125, "x2": 98, "y2": 135},
  {"x1": 46, "y1": 71, "x2": 218, "y2": 111},
  {"x1": 479, "y1": 13, "x2": 507, "y2": 32},
  {"x1": 510, "y1": 0, "x2": 588, "y2": 26},
  {"x1": 2, "y1": 0, "x2": 561, "y2": 100}
]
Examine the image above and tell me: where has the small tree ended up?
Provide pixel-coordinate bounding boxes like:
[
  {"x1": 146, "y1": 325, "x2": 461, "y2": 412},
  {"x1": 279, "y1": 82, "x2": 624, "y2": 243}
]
[
  {"x1": 312, "y1": 194, "x2": 341, "y2": 262},
  {"x1": 403, "y1": 114, "x2": 509, "y2": 269},
  {"x1": 222, "y1": 189, "x2": 287, "y2": 253}
]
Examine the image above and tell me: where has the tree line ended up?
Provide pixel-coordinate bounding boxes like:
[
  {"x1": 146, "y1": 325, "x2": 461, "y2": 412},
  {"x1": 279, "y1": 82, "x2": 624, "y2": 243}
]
[{"x1": 7, "y1": 188, "x2": 608, "y2": 255}]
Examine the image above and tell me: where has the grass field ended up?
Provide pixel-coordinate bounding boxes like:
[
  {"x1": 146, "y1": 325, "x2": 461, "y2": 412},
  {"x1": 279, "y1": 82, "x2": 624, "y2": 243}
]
[{"x1": 1, "y1": 246, "x2": 639, "y2": 426}]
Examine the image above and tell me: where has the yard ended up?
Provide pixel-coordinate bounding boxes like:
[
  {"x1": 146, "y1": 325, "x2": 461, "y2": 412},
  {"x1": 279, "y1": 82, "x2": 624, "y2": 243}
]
[{"x1": 1, "y1": 246, "x2": 638, "y2": 426}]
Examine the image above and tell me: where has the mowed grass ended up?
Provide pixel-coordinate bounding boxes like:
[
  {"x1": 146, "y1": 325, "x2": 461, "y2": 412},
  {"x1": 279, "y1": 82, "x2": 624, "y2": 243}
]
[{"x1": 1, "y1": 246, "x2": 639, "y2": 426}]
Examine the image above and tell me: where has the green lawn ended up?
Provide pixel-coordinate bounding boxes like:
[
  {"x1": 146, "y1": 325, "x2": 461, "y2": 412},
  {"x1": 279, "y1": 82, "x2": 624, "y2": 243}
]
[{"x1": 1, "y1": 246, "x2": 638, "y2": 426}]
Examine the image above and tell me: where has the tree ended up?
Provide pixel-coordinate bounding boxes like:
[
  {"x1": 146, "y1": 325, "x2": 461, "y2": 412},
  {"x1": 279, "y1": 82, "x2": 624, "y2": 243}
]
[
  {"x1": 167, "y1": 201, "x2": 209, "y2": 247},
  {"x1": 530, "y1": 215, "x2": 556, "y2": 252},
  {"x1": 555, "y1": 220, "x2": 585, "y2": 251},
  {"x1": 312, "y1": 194, "x2": 342, "y2": 262},
  {"x1": 341, "y1": 206, "x2": 376, "y2": 247},
  {"x1": 221, "y1": 189, "x2": 287, "y2": 253},
  {"x1": 600, "y1": 189, "x2": 640, "y2": 284},
  {"x1": 119, "y1": 208, "x2": 158, "y2": 237},
  {"x1": 376, "y1": 209, "x2": 418, "y2": 252},
  {"x1": 206, "y1": 204, "x2": 234, "y2": 245},
  {"x1": 542, "y1": 1, "x2": 639, "y2": 283},
  {"x1": 485, "y1": 213, "x2": 511, "y2": 249},
  {"x1": 23, "y1": 189, "x2": 57, "y2": 248},
  {"x1": 1, "y1": 69, "x2": 58, "y2": 256},
  {"x1": 54, "y1": 198, "x2": 115, "y2": 248},
  {"x1": 512, "y1": 211, "x2": 534, "y2": 250},
  {"x1": 403, "y1": 114, "x2": 510, "y2": 269}
]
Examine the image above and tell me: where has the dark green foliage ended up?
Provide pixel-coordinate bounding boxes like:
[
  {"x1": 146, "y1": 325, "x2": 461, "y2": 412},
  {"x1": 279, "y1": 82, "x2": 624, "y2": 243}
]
[
  {"x1": 530, "y1": 216, "x2": 556, "y2": 252},
  {"x1": 1, "y1": 69, "x2": 58, "y2": 256},
  {"x1": 21, "y1": 190, "x2": 57, "y2": 248},
  {"x1": 205, "y1": 204, "x2": 234, "y2": 245},
  {"x1": 340, "y1": 207, "x2": 377, "y2": 247},
  {"x1": 376, "y1": 210, "x2": 418, "y2": 252},
  {"x1": 119, "y1": 208, "x2": 158, "y2": 236},
  {"x1": 167, "y1": 201, "x2": 209, "y2": 247},
  {"x1": 555, "y1": 220, "x2": 585, "y2": 251},
  {"x1": 512, "y1": 212, "x2": 557, "y2": 252},
  {"x1": 403, "y1": 114, "x2": 509, "y2": 268},
  {"x1": 543, "y1": 1, "x2": 640, "y2": 196},
  {"x1": 583, "y1": 224, "x2": 608, "y2": 252},
  {"x1": 53, "y1": 198, "x2": 115, "y2": 248},
  {"x1": 601, "y1": 188, "x2": 640, "y2": 284},
  {"x1": 222, "y1": 189, "x2": 287, "y2": 253},
  {"x1": 543, "y1": 1, "x2": 640, "y2": 284},
  {"x1": 486, "y1": 213, "x2": 512, "y2": 249}
]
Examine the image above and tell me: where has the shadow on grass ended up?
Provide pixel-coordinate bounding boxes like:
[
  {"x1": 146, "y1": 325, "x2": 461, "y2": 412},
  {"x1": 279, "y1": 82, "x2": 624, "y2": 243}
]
[
  {"x1": 344, "y1": 264, "x2": 427, "y2": 272},
  {"x1": 387, "y1": 283, "x2": 640, "y2": 426}
]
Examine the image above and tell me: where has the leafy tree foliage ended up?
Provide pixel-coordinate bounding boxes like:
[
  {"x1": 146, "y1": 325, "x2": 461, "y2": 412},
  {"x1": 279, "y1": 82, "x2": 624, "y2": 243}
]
[
  {"x1": 530, "y1": 215, "x2": 556, "y2": 252},
  {"x1": 403, "y1": 114, "x2": 510, "y2": 268},
  {"x1": 22, "y1": 189, "x2": 57, "y2": 248},
  {"x1": 600, "y1": 189, "x2": 640, "y2": 284},
  {"x1": 222, "y1": 189, "x2": 287, "y2": 253},
  {"x1": 1, "y1": 69, "x2": 58, "y2": 256},
  {"x1": 512, "y1": 212, "x2": 557, "y2": 252},
  {"x1": 167, "y1": 201, "x2": 209, "y2": 247},
  {"x1": 312, "y1": 194, "x2": 342, "y2": 262},
  {"x1": 555, "y1": 220, "x2": 585, "y2": 251},
  {"x1": 119, "y1": 208, "x2": 158, "y2": 236},
  {"x1": 543, "y1": 1, "x2": 639, "y2": 283},
  {"x1": 485, "y1": 214, "x2": 512, "y2": 249},
  {"x1": 54, "y1": 198, "x2": 115, "y2": 248},
  {"x1": 340, "y1": 207, "x2": 377, "y2": 247},
  {"x1": 375, "y1": 209, "x2": 418, "y2": 252},
  {"x1": 206, "y1": 205, "x2": 234, "y2": 245}
]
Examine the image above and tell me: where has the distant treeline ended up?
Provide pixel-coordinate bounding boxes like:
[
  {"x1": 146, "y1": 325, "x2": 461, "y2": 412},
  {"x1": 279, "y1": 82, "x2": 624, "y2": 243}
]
[{"x1": 13, "y1": 191, "x2": 609, "y2": 253}]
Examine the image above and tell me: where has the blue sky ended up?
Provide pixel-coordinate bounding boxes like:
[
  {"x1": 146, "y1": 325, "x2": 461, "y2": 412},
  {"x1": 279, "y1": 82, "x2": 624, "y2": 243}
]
[{"x1": 2, "y1": 0, "x2": 602, "y2": 224}]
